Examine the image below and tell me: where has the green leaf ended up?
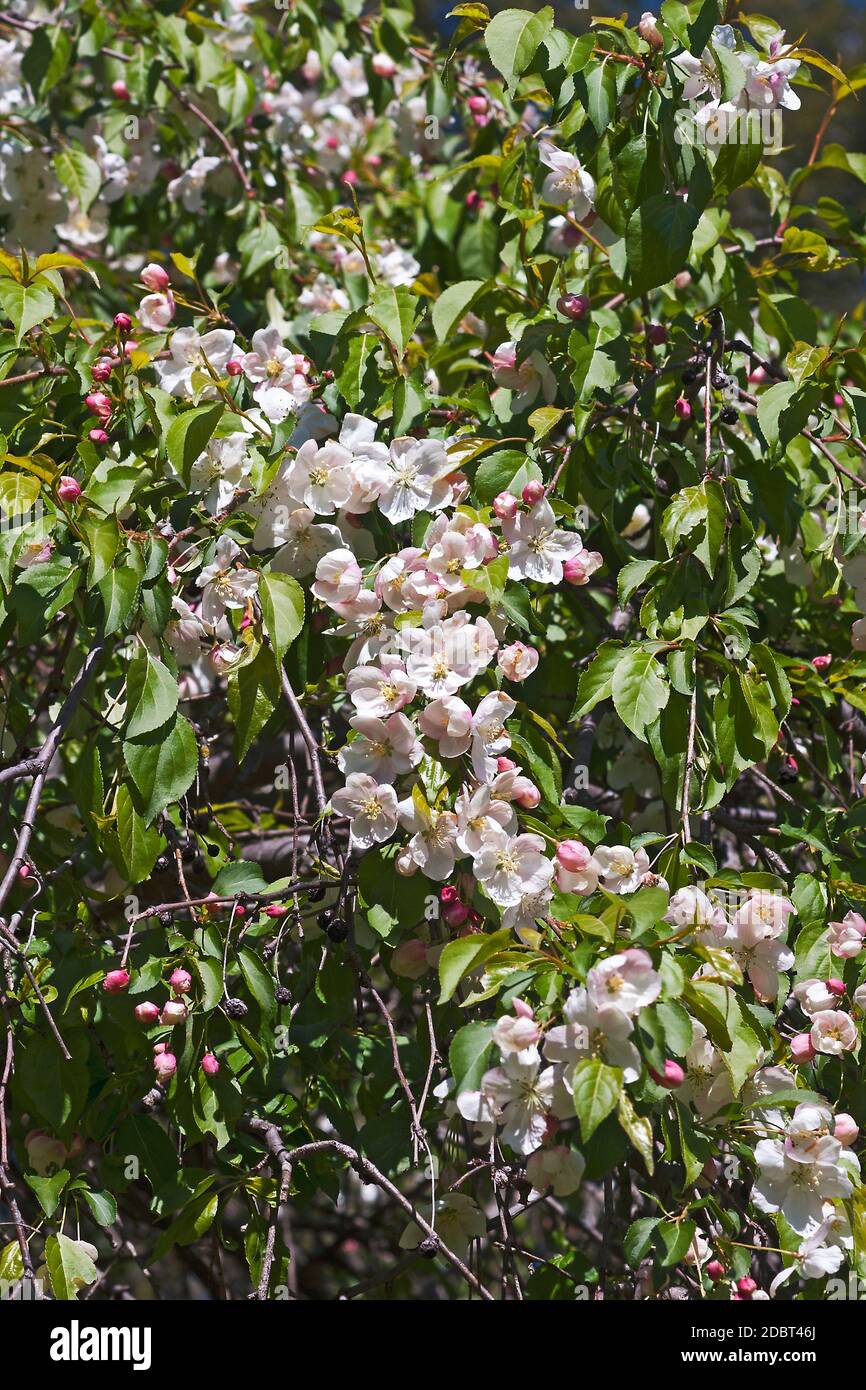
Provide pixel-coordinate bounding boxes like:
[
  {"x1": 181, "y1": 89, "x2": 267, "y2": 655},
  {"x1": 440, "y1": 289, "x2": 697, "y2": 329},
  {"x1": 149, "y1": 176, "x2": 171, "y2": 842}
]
[
  {"x1": 54, "y1": 148, "x2": 102, "y2": 214},
  {"x1": 756, "y1": 380, "x2": 820, "y2": 453},
  {"x1": 123, "y1": 712, "x2": 198, "y2": 824},
  {"x1": 449, "y1": 1020, "x2": 497, "y2": 1094},
  {"x1": 227, "y1": 645, "x2": 280, "y2": 762},
  {"x1": 617, "y1": 1091, "x2": 655, "y2": 1173},
  {"x1": 656, "y1": 1218, "x2": 696, "y2": 1266},
  {"x1": 79, "y1": 1188, "x2": 118, "y2": 1228},
  {"x1": 438, "y1": 929, "x2": 511, "y2": 1003},
  {"x1": 44, "y1": 1233, "x2": 98, "y2": 1300},
  {"x1": 572, "y1": 1058, "x2": 622, "y2": 1140},
  {"x1": 485, "y1": 6, "x2": 555, "y2": 91},
  {"x1": 165, "y1": 404, "x2": 225, "y2": 480},
  {"x1": 237, "y1": 947, "x2": 276, "y2": 1018},
  {"x1": 367, "y1": 284, "x2": 419, "y2": 358},
  {"x1": 570, "y1": 640, "x2": 624, "y2": 719},
  {"x1": 625, "y1": 194, "x2": 701, "y2": 295},
  {"x1": 125, "y1": 650, "x2": 179, "y2": 738},
  {"x1": 260, "y1": 571, "x2": 305, "y2": 667},
  {"x1": 0, "y1": 278, "x2": 55, "y2": 346},
  {"x1": 25, "y1": 1169, "x2": 69, "y2": 1218},
  {"x1": 624, "y1": 1216, "x2": 659, "y2": 1267},
  {"x1": 112, "y1": 784, "x2": 164, "y2": 883},
  {"x1": 611, "y1": 646, "x2": 670, "y2": 739},
  {"x1": 431, "y1": 279, "x2": 487, "y2": 341},
  {"x1": 98, "y1": 565, "x2": 141, "y2": 635}
]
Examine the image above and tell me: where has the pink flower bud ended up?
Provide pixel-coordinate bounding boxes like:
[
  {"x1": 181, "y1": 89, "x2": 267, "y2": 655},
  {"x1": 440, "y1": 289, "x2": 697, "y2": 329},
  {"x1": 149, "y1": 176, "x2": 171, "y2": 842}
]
[
  {"x1": 391, "y1": 938, "x2": 430, "y2": 980},
  {"x1": 522, "y1": 480, "x2": 545, "y2": 507},
  {"x1": 674, "y1": 397, "x2": 691, "y2": 421},
  {"x1": 493, "y1": 491, "x2": 519, "y2": 521},
  {"x1": 563, "y1": 551, "x2": 603, "y2": 586},
  {"x1": 372, "y1": 53, "x2": 397, "y2": 78},
  {"x1": 264, "y1": 903, "x2": 289, "y2": 917},
  {"x1": 169, "y1": 968, "x2": 192, "y2": 996},
  {"x1": 341, "y1": 170, "x2": 358, "y2": 186},
  {"x1": 827, "y1": 978, "x2": 846, "y2": 997},
  {"x1": 467, "y1": 95, "x2": 488, "y2": 114},
  {"x1": 160, "y1": 1000, "x2": 188, "y2": 1026},
  {"x1": 736, "y1": 1276, "x2": 757, "y2": 1298},
  {"x1": 705, "y1": 1260, "x2": 724, "y2": 1282},
  {"x1": 153, "y1": 1051, "x2": 177, "y2": 1081},
  {"x1": 812, "y1": 653, "x2": 832, "y2": 670},
  {"x1": 557, "y1": 840, "x2": 591, "y2": 874},
  {"x1": 638, "y1": 12, "x2": 664, "y2": 48},
  {"x1": 496, "y1": 756, "x2": 517, "y2": 773},
  {"x1": 91, "y1": 358, "x2": 113, "y2": 381},
  {"x1": 111, "y1": 79, "x2": 130, "y2": 101},
  {"x1": 835, "y1": 1113, "x2": 859, "y2": 1146},
  {"x1": 152, "y1": 1042, "x2": 167, "y2": 1055},
  {"x1": 103, "y1": 969, "x2": 130, "y2": 994},
  {"x1": 790, "y1": 1032, "x2": 816, "y2": 1064},
  {"x1": 134, "y1": 1001, "x2": 160, "y2": 1025},
  {"x1": 89, "y1": 428, "x2": 109, "y2": 445},
  {"x1": 443, "y1": 900, "x2": 470, "y2": 928},
  {"x1": 140, "y1": 262, "x2": 170, "y2": 293},
  {"x1": 85, "y1": 391, "x2": 112, "y2": 421},
  {"x1": 226, "y1": 359, "x2": 244, "y2": 376},
  {"x1": 513, "y1": 998, "x2": 534, "y2": 1020},
  {"x1": 654, "y1": 1060, "x2": 685, "y2": 1088},
  {"x1": 17, "y1": 863, "x2": 30, "y2": 879},
  {"x1": 514, "y1": 784, "x2": 541, "y2": 809},
  {"x1": 556, "y1": 293, "x2": 590, "y2": 322},
  {"x1": 113, "y1": 313, "x2": 132, "y2": 334},
  {"x1": 200, "y1": 1052, "x2": 220, "y2": 1077},
  {"x1": 57, "y1": 475, "x2": 81, "y2": 503},
  {"x1": 646, "y1": 322, "x2": 668, "y2": 345},
  {"x1": 439, "y1": 885, "x2": 459, "y2": 904},
  {"x1": 465, "y1": 189, "x2": 483, "y2": 212}
]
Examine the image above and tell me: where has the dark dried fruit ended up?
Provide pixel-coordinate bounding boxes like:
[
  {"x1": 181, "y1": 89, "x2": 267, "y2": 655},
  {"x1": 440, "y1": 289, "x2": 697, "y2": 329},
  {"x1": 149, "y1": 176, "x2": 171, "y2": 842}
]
[
  {"x1": 317, "y1": 908, "x2": 336, "y2": 930},
  {"x1": 327, "y1": 920, "x2": 348, "y2": 943},
  {"x1": 158, "y1": 910, "x2": 174, "y2": 927},
  {"x1": 275, "y1": 985, "x2": 291, "y2": 1005},
  {"x1": 720, "y1": 405, "x2": 738, "y2": 424},
  {"x1": 307, "y1": 884, "x2": 326, "y2": 903},
  {"x1": 224, "y1": 997, "x2": 248, "y2": 1019},
  {"x1": 155, "y1": 855, "x2": 169, "y2": 872}
]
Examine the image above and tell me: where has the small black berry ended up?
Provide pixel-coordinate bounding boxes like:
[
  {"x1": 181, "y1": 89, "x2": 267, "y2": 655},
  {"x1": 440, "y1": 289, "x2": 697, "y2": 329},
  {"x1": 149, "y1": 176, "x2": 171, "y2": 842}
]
[
  {"x1": 307, "y1": 885, "x2": 326, "y2": 903},
  {"x1": 155, "y1": 855, "x2": 169, "y2": 872},
  {"x1": 720, "y1": 405, "x2": 738, "y2": 424},
  {"x1": 224, "y1": 997, "x2": 248, "y2": 1019},
  {"x1": 327, "y1": 920, "x2": 348, "y2": 944},
  {"x1": 317, "y1": 908, "x2": 336, "y2": 930},
  {"x1": 275, "y1": 985, "x2": 291, "y2": 1005}
]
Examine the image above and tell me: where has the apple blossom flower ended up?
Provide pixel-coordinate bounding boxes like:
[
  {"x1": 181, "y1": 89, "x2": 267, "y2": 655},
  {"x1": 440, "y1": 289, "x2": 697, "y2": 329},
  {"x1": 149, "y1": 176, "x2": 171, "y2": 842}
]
[
  {"x1": 562, "y1": 548, "x2": 603, "y2": 586},
  {"x1": 265, "y1": 509, "x2": 344, "y2": 576},
  {"x1": 196, "y1": 536, "x2": 259, "y2": 624},
  {"x1": 161, "y1": 1000, "x2": 188, "y2": 1026},
  {"x1": 399, "y1": 1193, "x2": 485, "y2": 1260},
  {"x1": 592, "y1": 844, "x2": 650, "y2": 894},
  {"x1": 493, "y1": 1008, "x2": 541, "y2": 1055},
  {"x1": 153, "y1": 1050, "x2": 178, "y2": 1081},
  {"x1": 663, "y1": 885, "x2": 726, "y2": 936},
  {"x1": 672, "y1": 24, "x2": 737, "y2": 101},
  {"x1": 285, "y1": 437, "x2": 354, "y2": 515},
  {"x1": 828, "y1": 911, "x2": 866, "y2": 959},
  {"x1": 545, "y1": 986, "x2": 642, "y2": 1084},
  {"x1": 417, "y1": 695, "x2": 474, "y2": 759},
  {"x1": 490, "y1": 341, "x2": 556, "y2": 412},
  {"x1": 167, "y1": 155, "x2": 221, "y2": 212},
  {"x1": 526, "y1": 1145, "x2": 585, "y2": 1199},
  {"x1": 346, "y1": 660, "x2": 416, "y2": 717},
  {"x1": 455, "y1": 784, "x2": 516, "y2": 855},
  {"x1": 810, "y1": 1010, "x2": 858, "y2": 1056},
  {"x1": 337, "y1": 712, "x2": 422, "y2": 780},
  {"x1": 792, "y1": 978, "x2": 839, "y2": 1016},
  {"x1": 457, "y1": 1046, "x2": 556, "y2": 1155},
  {"x1": 470, "y1": 691, "x2": 516, "y2": 781},
  {"x1": 537, "y1": 140, "x2": 596, "y2": 219},
  {"x1": 473, "y1": 827, "x2": 554, "y2": 907},
  {"x1": 138, "y1": 290, "x2": 175, "y2": 331},
  {"x1": 555, "y1": 840, "x2": 601, "y2": 896},
  {"x1": 502, "y1": 887, "x2": 555, "y2": 939},
  {"x1": 784, "y1": 1102, "x2": 836, "y2": 1164},
  {"x1": 502, "y1": 499, "x2": 583, "y2": 584},
  {"x1": 396, "y1": 795, "x2": 459, "y2": 880},
  {"x1": 587, "y1": 949, "x2": 661, "y2": 1017},
  {"x1": 638, "y1": 12, "x2": 663, "y2": 48},
  {"x1": 311, "y1": 548, "x2": 363, "y2": 608},
  {"x1": 752, "y1": 1134, "x2": 855, "y2": 1235},
  {"x1": 377, "y1": 436, "x2": 453, "y2": 524},
  {"x1": 189, "y1": 434, "x2": 251, "y2": 513},
  {"x1": 497, "y1": 642, "x2": 539, "y2": 683},
  {"x1": 155, "y1": 326, "x2": 236, "y2": 398},
  {"x1": 677, "y1": 1020, "x2": 734, "y2": 1119},
  {"x1": 330, "y1": 772, "x2": 399, "y2": 850}
]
